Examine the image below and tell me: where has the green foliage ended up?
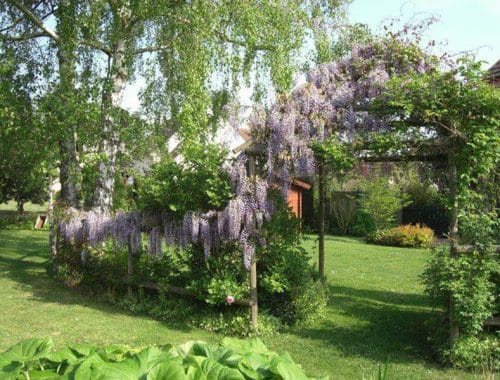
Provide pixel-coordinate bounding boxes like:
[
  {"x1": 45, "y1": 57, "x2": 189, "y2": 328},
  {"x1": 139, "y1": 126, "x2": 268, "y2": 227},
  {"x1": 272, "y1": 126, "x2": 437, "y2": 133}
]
[
  {"x1": 444, "y1": 334, "x2": 499, "y2": 372},
  {"x1": 349, "y1": 209, "x2": 376, "y2": 237},
  {"x1": 367, "y1": 224, "x2": 434, "y2": 248},
  {"x1": 0, "y1": 51, "x2": 51, "y2": 213},
  {"x1": 405, "y1": 181, "x2": 444, "y2": 208},
  {"x1": 402, "y1": 181, "x2": 449, "y2": 236},
  {"x1": 422, "y1": 246, "x2": 498, "y2": 336},
  {"x1": 329, "y1": 23, "x2": 373, "y2": 60},
  {"x1": 377, "y1": 57, "x2": 500, "y2": 363},
  {"x1": 258, "y1": 199, "x2": 328, "y2": 326},
  {"x1": 0, "y1": 215, "x2": 36, "y2": 231},
  {"x1": 312, "y1": 136, "x2": 355, "y2": 176},
  {"x1": 195, "y1": 311, "x2": 281, "y2": 337},
  {"x1": 185, "y1": 244, "x2": 250, "y2": 307},
  {"x1": 0, "y1": 337, "x2": 323, "y2": 379},
  {"x1": 138, "y1": 144, "x2": 233, "y2": 217},
  {"x1": 359, "y1": 177, "x2": 408, "y2": 231}
]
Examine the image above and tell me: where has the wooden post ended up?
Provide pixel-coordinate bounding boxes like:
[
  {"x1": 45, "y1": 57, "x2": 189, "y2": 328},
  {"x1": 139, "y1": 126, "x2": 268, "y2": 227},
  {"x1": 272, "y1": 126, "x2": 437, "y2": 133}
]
[
  {"x1": 248, "y1": 155, "x2": 258, "y2": 332},
  {"x1": 318, "y1": 158, "x2": 326, "y2": 281},
  {"x1": 127, "y1": 237, "x2": 134, "y2": 298},
  {"x1": 448, "y1": 144, "x2": 460, "y2": 346}
]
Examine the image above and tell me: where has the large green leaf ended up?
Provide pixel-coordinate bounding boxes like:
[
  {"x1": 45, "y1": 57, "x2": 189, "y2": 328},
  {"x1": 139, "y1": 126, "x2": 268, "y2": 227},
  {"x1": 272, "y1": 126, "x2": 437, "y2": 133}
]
[
  {"x1": 28, "y1": 369, "x2": 61, "y2": 379},
  {"x1": 185, "y1": 356, "x2": 245, "y2": 380},
  {"x1": 147, "y1": 359, "x2": 188, "y2": 380},
  {"x1": 46, "y1": 347, "x2": 82, "y2": 366},
  {"x1": 72, "y1": 352, "x2": 108, "y2": 380},
  {"x1": 189, "y1": 342, "x2": 232, "y2": 363},
  {"x1": 89, "y1": 346, "x2": 177, "y2": 380},
  {"x1": 0, "y1": 338, "x2": 53, "y2": 364},
  {"x1": 236, "y1": 352, "x2": 274, "y2": 380},
  {"x1": 0, "y1": 360, "x2": 23, "y2": 380},
  {"x1": 269, "y1": 355, "x2": 309, "y2": 380},
  {"x1": 220, "y1": 338, "x2": 269, "y2": 356},
  {"x1": 67, "y1": 344, "x2": 99, "y2": 358},
  {"x1": 176, "y1": 341, "x2": 204, "y2": 358}
]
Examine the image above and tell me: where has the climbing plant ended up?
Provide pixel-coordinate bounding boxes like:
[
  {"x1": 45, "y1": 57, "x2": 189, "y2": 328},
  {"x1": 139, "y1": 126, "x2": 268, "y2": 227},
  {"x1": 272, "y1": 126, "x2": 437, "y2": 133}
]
[{"x1": 57, "y1": 27, "x2": 499, "y2": 359}]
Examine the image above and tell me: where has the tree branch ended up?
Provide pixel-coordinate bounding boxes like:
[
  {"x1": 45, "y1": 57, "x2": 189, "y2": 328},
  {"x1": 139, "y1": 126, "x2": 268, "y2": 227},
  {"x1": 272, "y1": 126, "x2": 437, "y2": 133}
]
[
  {"x1": 7, "y1": 0, "x2": 59, "y2": 41},
  {"x1": 82, "y1": 40, "x2": 112, "y2": 56},
  {"x1": 433, "y1": 120, "x2": 467, "y2": 141},
  {"x1": 131, "y1": 45, "x2": 170, "y2": 55},
  {"x1": 0, "y1": 31, "x2": 49, "y2": 42}
]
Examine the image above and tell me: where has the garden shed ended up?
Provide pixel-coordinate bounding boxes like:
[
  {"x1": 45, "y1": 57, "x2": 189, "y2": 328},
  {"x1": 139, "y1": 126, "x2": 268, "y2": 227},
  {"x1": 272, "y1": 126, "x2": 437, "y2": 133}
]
[{"x1": 287, "y1": 179, "x2": 311, "y2": 218}]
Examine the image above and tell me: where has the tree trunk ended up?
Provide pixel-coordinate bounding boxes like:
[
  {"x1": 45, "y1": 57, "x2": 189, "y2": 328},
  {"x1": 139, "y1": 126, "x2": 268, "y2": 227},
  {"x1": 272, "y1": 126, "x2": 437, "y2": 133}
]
[
  {"x1": 58, "y1": 127, "x2": 80, "y2": 209},
  {"x1": 94, "y1": 27, "x2": 129, "y2": 214},
  {"x1": 56, "y1": 0, "x2": 81, "y2": 209},
  {"x1": 16, "y1": 200, "x2": 24, "y2": 215},
  {"x1": 48, "y1": 177, "x2": 58, "y2": 258}
]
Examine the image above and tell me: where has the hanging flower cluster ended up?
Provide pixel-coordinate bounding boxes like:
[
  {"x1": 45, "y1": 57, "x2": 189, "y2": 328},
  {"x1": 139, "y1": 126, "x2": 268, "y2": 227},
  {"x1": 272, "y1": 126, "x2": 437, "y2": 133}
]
[
  {"x1": 59, "y1": 154, "x2": 269, "y2": 269},
  {"x1": 254, "y1": 42, "x2": 430, "y2": 197}
]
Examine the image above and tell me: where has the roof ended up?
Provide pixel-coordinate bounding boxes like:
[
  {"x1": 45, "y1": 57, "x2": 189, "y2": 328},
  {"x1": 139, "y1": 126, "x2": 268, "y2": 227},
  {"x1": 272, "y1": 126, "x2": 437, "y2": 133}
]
[
  {"x1": 291, "y1": 179, "x2": 312, "y2": 190},
  {"x1": 487, "y1": 59, "x2": 500, "y2": 79}
]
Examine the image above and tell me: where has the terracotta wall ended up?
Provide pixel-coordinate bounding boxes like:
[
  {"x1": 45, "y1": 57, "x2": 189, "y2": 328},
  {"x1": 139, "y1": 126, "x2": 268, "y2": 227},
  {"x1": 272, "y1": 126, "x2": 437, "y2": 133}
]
[{"x1": 287, "y1": 185, "x2": 302, "y2": 218}]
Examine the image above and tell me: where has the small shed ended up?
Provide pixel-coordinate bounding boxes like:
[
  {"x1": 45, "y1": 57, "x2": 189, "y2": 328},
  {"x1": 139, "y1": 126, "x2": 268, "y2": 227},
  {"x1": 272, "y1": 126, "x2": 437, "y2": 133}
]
[{"x1": 287, "y1": 179, "x2": 312, "y2": 219}]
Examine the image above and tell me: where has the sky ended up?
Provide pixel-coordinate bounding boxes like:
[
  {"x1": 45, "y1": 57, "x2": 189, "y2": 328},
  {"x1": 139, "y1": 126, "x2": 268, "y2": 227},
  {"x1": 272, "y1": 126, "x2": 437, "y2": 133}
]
[
  {"x1": 348, "y1": 0, "x2": 499, "y2": 67},
  {"x1": 122, "y1": 0, "x2": 500, "y2": 112}
]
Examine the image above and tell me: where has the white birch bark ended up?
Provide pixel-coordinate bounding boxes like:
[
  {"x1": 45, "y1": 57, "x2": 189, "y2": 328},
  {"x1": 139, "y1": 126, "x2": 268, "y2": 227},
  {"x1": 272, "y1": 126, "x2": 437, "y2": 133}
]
[{"x1": 93, "y1": 6, "x2": 131, "y2": 214}]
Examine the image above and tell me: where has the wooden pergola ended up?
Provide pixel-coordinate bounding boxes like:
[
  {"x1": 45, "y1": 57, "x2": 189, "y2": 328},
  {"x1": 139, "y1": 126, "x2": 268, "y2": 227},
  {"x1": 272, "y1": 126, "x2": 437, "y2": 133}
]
[{"x1": 240, "y1": 122, "x2": 499, "y2": 340}]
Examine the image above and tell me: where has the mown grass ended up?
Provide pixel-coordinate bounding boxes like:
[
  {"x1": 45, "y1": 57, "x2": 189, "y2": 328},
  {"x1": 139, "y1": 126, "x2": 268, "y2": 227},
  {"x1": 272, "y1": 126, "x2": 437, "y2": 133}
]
[{"x1": 0, "y1": 226, "x2": 481, "y2": 379}]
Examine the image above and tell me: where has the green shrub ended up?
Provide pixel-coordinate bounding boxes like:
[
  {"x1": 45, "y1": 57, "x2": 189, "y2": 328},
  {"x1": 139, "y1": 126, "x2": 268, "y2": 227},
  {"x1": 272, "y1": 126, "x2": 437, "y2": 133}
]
[
  {"x1": 422, "y1": 246, "x2": 499, "y2": 368},
  {"x1": 422, "y1": 246, "x2": 498, "y2": 337},
  {"x1": 0, "y1": 337, "x2": 324, "y2": 379},
  {"x1": 137, "y1": 144, "x2": 233, "y2": 217},
  {"x1": 258, "y1": 198, "x2": 328, "y2": 326},
  {"x1": 349, "y1": 209, "x2": 376, "y2": 237},
  {"x1": 367, "y1": 224, "x2": 434, "y2": 248},
  {"x1": 360, "y1": 177, "x2": 409, "y2": 231},
  {"x1": 195, "y1": 310, "x2": 282, "y2": 337},
  {"x1": 445, "y1": 334, "x2": 499, "y2": 372}
]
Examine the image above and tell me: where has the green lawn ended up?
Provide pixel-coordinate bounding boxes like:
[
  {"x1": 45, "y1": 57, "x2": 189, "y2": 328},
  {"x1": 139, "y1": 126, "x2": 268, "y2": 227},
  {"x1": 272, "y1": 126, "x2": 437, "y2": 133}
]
[
  {"x1": 0, "y1": 228, "x2": 480, "y2": 379},
  {"x1": 0, "y1": 201, "x2": 47, "y2": 215}
]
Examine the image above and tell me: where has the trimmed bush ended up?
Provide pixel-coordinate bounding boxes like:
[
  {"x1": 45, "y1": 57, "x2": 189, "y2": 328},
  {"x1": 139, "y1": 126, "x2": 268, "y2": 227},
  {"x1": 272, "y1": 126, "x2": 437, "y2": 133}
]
[{"x1": 367, "y1": 224, "x2": 434, "y2": 248}]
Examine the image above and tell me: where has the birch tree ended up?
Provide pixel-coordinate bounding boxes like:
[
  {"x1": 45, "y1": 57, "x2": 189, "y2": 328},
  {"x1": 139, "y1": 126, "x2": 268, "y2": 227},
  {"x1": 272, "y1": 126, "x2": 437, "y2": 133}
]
[{"x1": 2, "y1": 0, "x2": 350, "y2": 214}]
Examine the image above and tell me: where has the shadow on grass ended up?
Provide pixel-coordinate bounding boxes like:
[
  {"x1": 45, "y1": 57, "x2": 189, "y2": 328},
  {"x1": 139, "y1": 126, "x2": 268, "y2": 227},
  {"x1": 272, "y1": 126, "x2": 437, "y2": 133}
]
[
  {"x1": 289, "y1": 282, "x2": 437, "y2": 366},
  {"x1": 0, "y1": 231, "x2": 194, "y2": 332}
]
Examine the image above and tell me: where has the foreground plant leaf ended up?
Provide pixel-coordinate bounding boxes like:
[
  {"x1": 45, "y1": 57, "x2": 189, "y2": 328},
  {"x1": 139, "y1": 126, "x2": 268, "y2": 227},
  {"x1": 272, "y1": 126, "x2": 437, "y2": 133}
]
[
  {"x1": 0, "y1": 337, "x2": 325, "y2": 379},
  {"x1": 0, "y1": 338, "x2": 53, "y2": 364}
]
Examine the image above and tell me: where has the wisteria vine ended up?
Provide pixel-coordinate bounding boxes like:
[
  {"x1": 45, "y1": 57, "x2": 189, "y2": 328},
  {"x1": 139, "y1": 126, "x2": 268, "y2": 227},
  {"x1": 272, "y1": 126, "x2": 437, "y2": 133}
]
[
  {"x1": 59, "y1": 153, "x2": 269, "y2": 269},
  {"x1": 59, "y1": 40, "x2": 430, "y2": 269}
]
